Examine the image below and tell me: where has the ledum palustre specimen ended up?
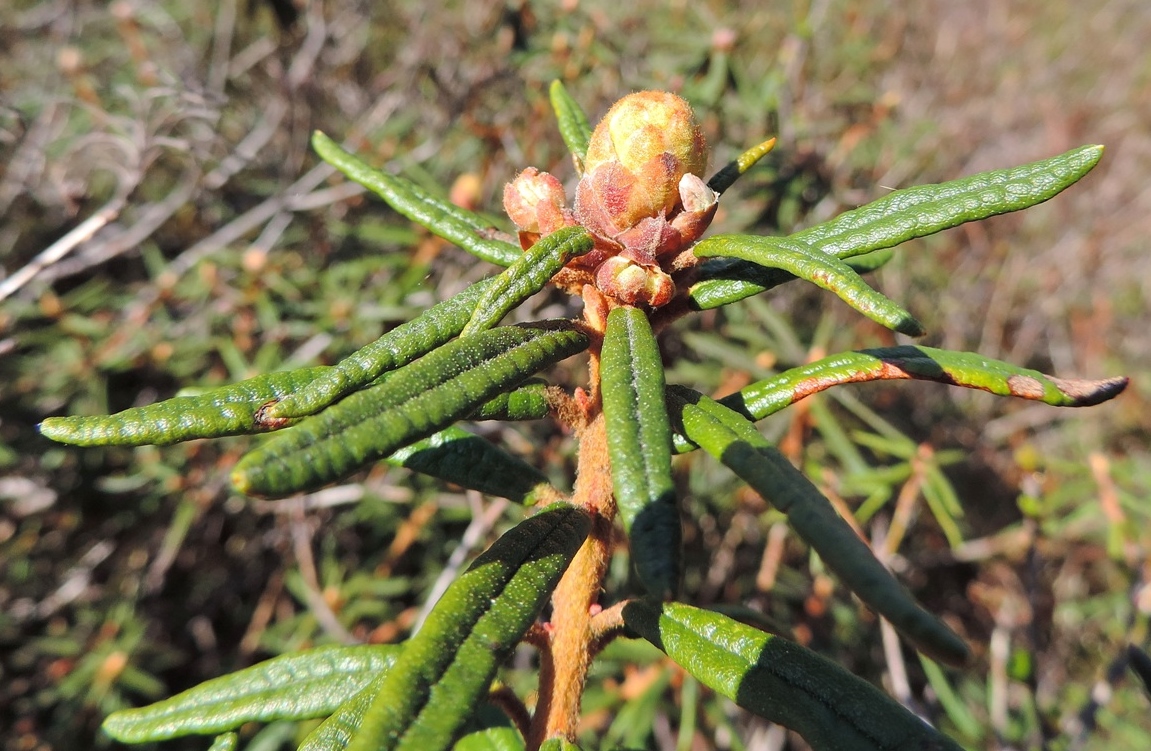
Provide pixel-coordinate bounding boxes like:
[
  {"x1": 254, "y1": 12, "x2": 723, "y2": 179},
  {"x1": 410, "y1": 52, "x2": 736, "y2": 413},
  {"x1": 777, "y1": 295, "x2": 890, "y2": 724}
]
[{"x1": 42, "y1": 81, "x2": 1126, "y2": 751}]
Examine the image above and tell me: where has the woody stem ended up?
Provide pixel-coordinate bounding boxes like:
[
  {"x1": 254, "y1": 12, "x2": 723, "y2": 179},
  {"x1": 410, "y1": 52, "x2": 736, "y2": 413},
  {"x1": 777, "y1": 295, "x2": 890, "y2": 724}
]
[{"x1": 527, "y1": 406, "x2": 615, "y2": 748}]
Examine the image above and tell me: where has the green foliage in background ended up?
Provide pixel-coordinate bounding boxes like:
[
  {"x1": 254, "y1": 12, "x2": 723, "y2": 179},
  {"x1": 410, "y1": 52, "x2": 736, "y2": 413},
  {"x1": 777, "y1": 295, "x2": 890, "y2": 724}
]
[
  {"x1": 31, "y1": 78, "x2": 1132, "y2": 751},
  {"x1": 6, "y1": 4, "x2": 1151, "y2": 751}
]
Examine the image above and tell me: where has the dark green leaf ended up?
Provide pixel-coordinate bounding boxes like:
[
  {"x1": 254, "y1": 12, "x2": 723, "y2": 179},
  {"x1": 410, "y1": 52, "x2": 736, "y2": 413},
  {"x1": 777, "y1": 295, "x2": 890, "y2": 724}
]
[
  {"x1": 386, "y1": 425, "x2": 555, "y2": 504},
  {"x1": 455, "y1": 727, "x2": 527, "y2": 751},
  {"x1": 265, "y1": 277, "x2": 498, "y2": 421},
  {"x1": 298, "y1": 673, "x2": 386, "y2": 751},
  {"x1": 687, "y1": 252, "x2": 896, "y2": 310},
  {"x1": 347, "y1": 503, "x2": 590, "y2": 751},
  {"x1": 667, "y1": 387, "x2": 969, "y2": 666},
  {"x1": 601, "y1": 306, "x2": 681, "y2": 599},
  {"x1": 466, "y1": 380, "x2": 551, "y2": 422},
  {"x1": 102, "y1": 644, "x2": 400, "y2": 742},
  {"x1": 694, "y1": 235, "x2": 924, "y2": 336},
  {"x1": 233, "y1": 323, "x2": 589, "y2": 498},
  {"x1": 690, "y1": 145, "x2": 1104, "y2": 309},
  {"x1": 623, "y1": 601, "x2": 963, "y2": 751},
  {"x1": 312, "y1": 131, "x2": 521, "y2": 267},
  {"x1": 549, "y1": 80, "x2": 593, "y2": 172},
  {"x1": 461, "y1": 227, "x2": 593, "y2": 336},
  {"x1": 538, "y1": 739, "x2": 583, "y2": 751},
  {"x1": 39, "y1": 367, "x2": 329, "y2": 447},
  {"x1": 792, "y1": 144, "x2": 1104, "y2": 259},
  {"x1": 706, "y1": 137, "x2": 777, "y2": 195},
  {"x1": 719, "y1": 345, "x2": 1129, "y2": 425}
]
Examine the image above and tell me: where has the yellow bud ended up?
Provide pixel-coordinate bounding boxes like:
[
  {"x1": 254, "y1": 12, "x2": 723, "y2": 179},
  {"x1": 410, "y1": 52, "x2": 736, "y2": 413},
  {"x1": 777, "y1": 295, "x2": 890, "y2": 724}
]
[
  {"x1": 584, "y1": 91, "x2": 706, "y2": 178},
  {"x1": 576, "y1": 91, "x2": 708, "y2": 239}
]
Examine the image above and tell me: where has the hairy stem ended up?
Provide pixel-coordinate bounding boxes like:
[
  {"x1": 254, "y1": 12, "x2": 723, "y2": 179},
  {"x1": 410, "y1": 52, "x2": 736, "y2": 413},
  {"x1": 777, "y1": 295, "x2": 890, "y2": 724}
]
[{"x1": 528, "y1": 410, "x2": 616, "y2": 748}]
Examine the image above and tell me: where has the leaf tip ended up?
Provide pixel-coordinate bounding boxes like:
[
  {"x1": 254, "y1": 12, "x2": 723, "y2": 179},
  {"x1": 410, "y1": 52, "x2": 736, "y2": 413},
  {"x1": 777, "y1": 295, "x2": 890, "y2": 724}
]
[
  {"x1": 898, "y1": 315, "x2": 927, "y2": 338},
  {"x1": 38, "y1": 417, "x2": 84, "y2": 445},
  {"x1": 1046, "y1": 374, "x2": 1129, "y2": 406},
  {"x1": 1067, "y1": 143, "x2": 1106, "y2": 175},
  {"x1": 928, "y1": 633, "x2": 972, "y2": 668},
  {"x1": 100, "y1": 711, "x2": 134, "y2": 742},
  {"x1": 311, "y1": 129, "x2": 336, "y2": 154},
  {"x1": 230, "y1": 465, "x2": 254, "y2": 496},
  {"x1": 254, "y1": 399, "x2": 292, "y2": 428}
]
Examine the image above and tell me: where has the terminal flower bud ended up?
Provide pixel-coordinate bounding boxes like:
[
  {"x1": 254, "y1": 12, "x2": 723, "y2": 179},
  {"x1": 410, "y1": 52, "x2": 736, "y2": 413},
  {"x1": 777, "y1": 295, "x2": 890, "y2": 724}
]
[
  {"x1": 503, "y1": 167, "x2": 571, "y2": 249},
  {"x1": 575, "y1": 91, "x2": 709, "y2": 244},
  {"x1": 501, "y1": 91, "x2": 719, "y2": 309}
]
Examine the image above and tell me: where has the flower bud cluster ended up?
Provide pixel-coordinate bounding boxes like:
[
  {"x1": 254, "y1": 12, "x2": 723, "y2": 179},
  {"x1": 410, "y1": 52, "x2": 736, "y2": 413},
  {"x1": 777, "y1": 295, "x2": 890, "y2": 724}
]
[{"x1": 502, "y1": 91, "x2": 717, "y2": 309}]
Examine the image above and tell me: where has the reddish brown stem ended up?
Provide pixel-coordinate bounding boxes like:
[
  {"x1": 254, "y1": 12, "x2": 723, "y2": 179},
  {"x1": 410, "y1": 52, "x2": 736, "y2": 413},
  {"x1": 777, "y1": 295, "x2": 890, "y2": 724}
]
[
  {"x1": 527, "y1": 410, "x2": 616, "y2": 749},
  {"x1": 489, "y1": 684, "x2": 533, "y2": 739}
]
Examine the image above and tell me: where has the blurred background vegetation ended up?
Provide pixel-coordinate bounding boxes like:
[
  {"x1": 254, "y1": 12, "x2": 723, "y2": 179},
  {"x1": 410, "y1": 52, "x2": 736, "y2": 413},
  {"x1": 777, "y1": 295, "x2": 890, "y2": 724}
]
[{"x1": 1, "y1": 1, "x2": 1149, "y2": 749}]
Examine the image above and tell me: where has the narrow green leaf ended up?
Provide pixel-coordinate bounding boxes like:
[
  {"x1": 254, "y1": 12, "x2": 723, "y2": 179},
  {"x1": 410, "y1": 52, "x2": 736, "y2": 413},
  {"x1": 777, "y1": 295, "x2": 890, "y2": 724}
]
[
  {"x1": 39, "y1": 367, "x2": 330, "y2": 447},
  {"x1": 675, "y1": 674, "x2": 700, "y2": 751},
  {"x1": 623, "y1": 601, "x2": 964, "y2": 751},
  {"x1": 694, "y1": 235, "x2": 924, "y2": 336},
  {"x1": 808, "y1": 399, "x2": 872, "y2": 476},
  {"x1": 455, "y1": 727, "x2": 527, "y2": 751},
  {"x1": 549, "y1": 80, "x2": 593, "y2": 172},
  {"x1": 688, "y1": 253, "x2": 898, "y2": 311},
  {"x1": 601, "y1": 306, "x2": 681, "y2": 599},
  {"x1": 539, "y1": 739, "x2": 583, "y2": 751},
  {"x1": 265, "y1": 278, "x2": 498, "y2": 421},
  {"x1": 719, "y1": 345, "x2": 1129, "y2": 425},
  {"x1": 667, "y1": 387, "x2": 969, "y2": 666},
  {"x1": 603, "y1": 666, "x2": 671, "y2": 749},
  {"x1": 921, "y1": 465, "x2": 965, "y2": 547},
  {"x1": 706, "y1": 137, "x2": 777, "y2": 195},
  {"x1": 386, "y1": 425, "x2": 554, "y2": 504},
  {"x1": 689, "y1": 145, "x2": 1104, "y2": 309},
  {"x1": 208, "y1": 733, "x2": 238, "y2": 751},
  {"x1": 793, "y1": 144, "x2": 1104, "y2": 259},
  {"x1": 244, "y1": 721, "x2": 297, "y2": 750},
  {"x1": 466, "y1": 380, "x2": 551, "y2": 421},
  {"x1": 918, "y1": 656, "x2": 982, "y2": 741},
  {"x1": 312, "y1": 131, "x2": 521, "y2": 267},
  {"x1": 298, "y1": 672, "x2": 386, "y2": 751},
  {"x1": 233, "y1": 323, "x2": 589, "y2": 498},
  {"x1": 347, "y1": 503, "x2": 590, "y2": 751},
  {"x1": 840, "y1": 247, "x2": 896, "y2": 274},
  {"x1": 102, "y1": 644, "x2": 400, "y2": 742},
  {"x1": 850, "y1": 430, "x2": 917, "y2": 460},
  {"x1": 461, "y1": 227, "x2": 594, "y2": 336}
]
